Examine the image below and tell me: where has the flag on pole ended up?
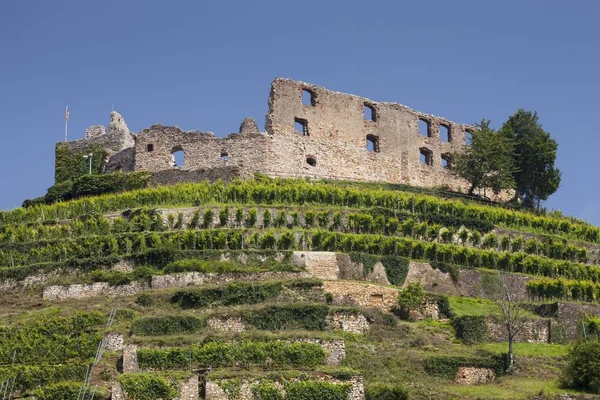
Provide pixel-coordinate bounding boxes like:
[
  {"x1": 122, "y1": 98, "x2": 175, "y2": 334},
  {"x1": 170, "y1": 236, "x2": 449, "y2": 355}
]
[{"x1": 65, "y1": 106, "x2": 70, "y2": 122}]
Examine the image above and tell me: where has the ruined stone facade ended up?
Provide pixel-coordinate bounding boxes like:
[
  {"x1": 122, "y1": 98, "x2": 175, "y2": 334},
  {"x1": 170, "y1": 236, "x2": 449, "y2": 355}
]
[{"x1": 57, "y1": 78, "x2": 474, "y2": 191}]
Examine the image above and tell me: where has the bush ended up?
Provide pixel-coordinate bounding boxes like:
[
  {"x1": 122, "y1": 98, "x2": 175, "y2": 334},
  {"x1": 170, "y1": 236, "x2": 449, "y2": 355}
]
[
  {"x1": 171, "y1": 279, "x2": 321, "y2": 309},
  {"x1": 424, "y1": 355, "x2": 505, "y2": 379},
  {"x1": 136, "y1": 293, "x2": 152, "y2": 307},
  {"x1": 119, "y1": 373, "x2": 177, "y2": 400},
  {"x1": 245, "y1": 304, "x2": 329, "y2": 331},
  {"x1": 32, "y1": 381, "x2": 83, "y2": 400},
  {"x1": 132, "y1": 316, "x2": 205, "y2": 336},
  {"x1": 137, "y1": 341, "x2": 326, "y2": 369},
  {"x1": 562, "y1": 341, "x2": 600, "y2": 393},
  {"x1": 452, "y1": 315, "x2": 488, "y2": 344},
  {"x1": 365, "y1": 383, "x2": 409, "y2": 400},
  {"x1": 284, "y1": 381, "x2": 350, "y2": 400},
  {"x1": 397, "y1": 283, "x2": 425, "y2": 316}
]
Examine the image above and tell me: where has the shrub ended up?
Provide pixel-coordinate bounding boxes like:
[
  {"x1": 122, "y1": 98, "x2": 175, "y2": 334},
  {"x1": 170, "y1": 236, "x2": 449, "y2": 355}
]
[
  {"x1": 452, "y1": 315, "x2": 488, "y2": 344},
  {"x1": 562, "y1": 341, "x2": 600, "y2": 393},
  {"x1": 425, "y1": 355, "x2": 505, "y2": 379},
  {"x1": 32, "y1": 381, "x2": 83, "y2": 400},
  {"x1": 136, "y1": 293, "x2": 152, "y2": 307},
  {"x1": 397, "y1": 282, "x2": 425, "y2": 316},
  {"x1": 245, "y1": 304, "x2": 329, "y2": 331},
  {"x1": 119, "y1": 373, "x2": 177, "y2": 400},
  {"x1": 365, "y1": 383, "x2": 409, "y2": 400},
  {"x1": 132, "y1": 316, "x2": 205, "y2": 336},
  {"x1": 253, "y1": 382, "x2": 283, "y2": 400},
  {"x1": 284, "y1": 381, "x2": 350, "y2": 400}
]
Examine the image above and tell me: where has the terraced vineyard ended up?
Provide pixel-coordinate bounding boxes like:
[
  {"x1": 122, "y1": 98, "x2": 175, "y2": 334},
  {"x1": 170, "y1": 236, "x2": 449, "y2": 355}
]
[{"x1": 2, "y1": 177, "x2": 600, "y2": 399}]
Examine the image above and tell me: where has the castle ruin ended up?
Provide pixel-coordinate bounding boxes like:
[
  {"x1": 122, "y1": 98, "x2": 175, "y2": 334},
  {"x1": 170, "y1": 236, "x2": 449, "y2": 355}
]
[{"x1": 57, "y1": 78, "x2": 475, "y2": 191}]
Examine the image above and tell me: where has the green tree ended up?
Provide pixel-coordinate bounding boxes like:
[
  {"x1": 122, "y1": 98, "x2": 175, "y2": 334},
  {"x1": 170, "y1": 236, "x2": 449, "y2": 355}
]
[
  {"x1": 453, "y1": 120, "x2": 516, "y2": 196},
  {"x1": 500, "y1": 109, "x2": 561, "y2": 208},
  {"x1": 562, "y1": 341, "x2": 600, "y2": 393}
]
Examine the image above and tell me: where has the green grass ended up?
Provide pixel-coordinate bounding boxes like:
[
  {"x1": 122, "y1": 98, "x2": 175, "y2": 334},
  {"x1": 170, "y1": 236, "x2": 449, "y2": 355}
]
[
  {"x1": 449, "y1": 296, "x2": 501, "y2": 317},
  {"x1": 477, "y1": 342, "x2": 569, "y2": 357},
  {"x1": 446, "y1": 377, "x2": 581, "y2": 400}
]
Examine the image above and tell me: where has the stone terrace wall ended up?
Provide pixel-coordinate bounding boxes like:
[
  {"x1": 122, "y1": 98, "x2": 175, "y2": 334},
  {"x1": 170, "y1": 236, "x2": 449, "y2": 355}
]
[{"x1": 205, "y1": 376, "x2": 365, "y2": 400}]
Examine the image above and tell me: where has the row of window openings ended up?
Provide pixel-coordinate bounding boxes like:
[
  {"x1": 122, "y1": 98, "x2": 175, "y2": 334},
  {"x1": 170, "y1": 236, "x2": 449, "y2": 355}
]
[
  {"x1": 420, "y1": 149, "x2": 452, "y2": 169},
  {"x1": 302, "y1": 89, "x2": 472, "y2": 144},
  {"x1": 146, "y1": 144, "x2": 229, "y2": 166}
]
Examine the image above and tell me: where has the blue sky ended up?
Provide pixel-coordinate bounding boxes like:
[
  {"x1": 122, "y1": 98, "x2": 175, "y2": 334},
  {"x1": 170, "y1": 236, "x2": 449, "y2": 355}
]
[{"x1": 1, "y1": 1, "x2": 599, "y2": 224}]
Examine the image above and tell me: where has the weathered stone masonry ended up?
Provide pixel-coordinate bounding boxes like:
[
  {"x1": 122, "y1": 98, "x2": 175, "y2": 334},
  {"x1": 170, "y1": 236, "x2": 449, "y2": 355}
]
[{"x1": 57, "y1": 78, "x2": 474, "y2": 191}]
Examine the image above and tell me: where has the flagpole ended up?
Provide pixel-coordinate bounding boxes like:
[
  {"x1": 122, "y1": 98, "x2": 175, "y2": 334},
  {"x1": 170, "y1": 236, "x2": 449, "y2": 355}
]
[{"x1": 65, "y1": 106, "x2": 69, "y2": 141}]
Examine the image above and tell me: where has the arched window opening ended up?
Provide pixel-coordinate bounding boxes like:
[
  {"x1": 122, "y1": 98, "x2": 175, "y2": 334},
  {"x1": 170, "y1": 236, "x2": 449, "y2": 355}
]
[
  {"x1": 364, "y1": 103, "x2": 377, "y2": 122},
  {"x1": 147, "y1": 144, "x2": 154, "y2": 152},
  {"x1": 171, "y1": 147, "x2": 185, "y2": 168},
  {"x1": 441, "y1": 154, "x2": 453, "y2": 169},
  {"x1": 439, "y1": 124, "x2": 451, "y2": 142},
  {"x1": 302, "y1": 89, "x2": 316, "y2": 106},
  {"x1": 220, "y1": 151, "x2": 229, "y2": 161},
  {"x1": 419, "y1": 118, "x2": 431, "y2": 137},
  {"x1": 419, "y1": 148, "x2": 433, "y2": 166},
  {"x1": 306, "y1": 156, "x2": 317, "y2": 167},
  {"x1": 366, "y1": 134, "x2": 380, "y2": 153},
  {"x1": 465, "y1": 130, "x2": 473, "y2": 145},
  {"x1": 294, "y1": 118, "x2": 309, "y2": 136}
]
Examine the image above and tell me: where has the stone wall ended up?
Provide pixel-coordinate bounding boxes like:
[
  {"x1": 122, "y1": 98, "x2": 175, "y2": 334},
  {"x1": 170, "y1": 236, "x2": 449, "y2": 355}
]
[
  {"x1": 207, "y1": 316, "x2": 247, "y2": 332},
  {"x1": 56, "y1": 78, "x2": 479, "y2": 193},
  {"x1": 151, "y1": 271, "x2": 311, "y2": 290},
  {"x1": 148, "y1": 166, "x2": 246, "y2": 186},
  {"x1": 323, "y1": 281, "x2": 399, "y2": 311},
  {"x1": 42, "y1": 281, "x2": 146, "y2": 301},
  {"x1": 105, "y1": 332, "x2": 125, "y2": 352},
  {"x1": 554, "y1": 302, "x2": 600, "y2": 341},
  {"x1": 205, "y1": 375, "x2": 364, "y2": 400},
  {"x1": 291, "y1": 251, "x2": 339, "y2": 280},
  {"x1": 485, "y1": 316, "x2": 551, "y2": 343},
  {"x1": 122, "y1": 344, "x2": 139, "y2": 373},
  {"x1": 327, "y1": 312, "x2": 370, "y2": 334},
  {"x1": 455, "y1": 367, "x2": 495, "y2": 385}
]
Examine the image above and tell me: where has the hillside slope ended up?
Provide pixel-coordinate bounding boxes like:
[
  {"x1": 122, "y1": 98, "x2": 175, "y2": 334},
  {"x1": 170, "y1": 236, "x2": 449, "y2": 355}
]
[{"x1": 1, "y1": 177, "x2": 600, "y2": 400}]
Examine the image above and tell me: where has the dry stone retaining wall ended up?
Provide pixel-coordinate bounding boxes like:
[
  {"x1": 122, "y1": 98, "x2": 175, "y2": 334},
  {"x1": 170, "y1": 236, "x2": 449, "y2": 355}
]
[
  {"x1": 205, "y1": 375, "x2": 364, "y2": 400},
  {"x1": 485, "y1": 316, "x2": 550, "y2": 343},
  {"x1": 42, "y1": 281, "x2": 146, "y2": 301},
  {"x1": 291, "y1": 251, "x2": 339, "y2": 280},
  {"x1": 327, "y1": 312, "x2": 370, "y2": 334},
  {"x1": 455, "y1": 367, "x2": 495, "y2": 385},
  {"x1": 323, "y1": 281, "x2": 399, "y2": 311}
]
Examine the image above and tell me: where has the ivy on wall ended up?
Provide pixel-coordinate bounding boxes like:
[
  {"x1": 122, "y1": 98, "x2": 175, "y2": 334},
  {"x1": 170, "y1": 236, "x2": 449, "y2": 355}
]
[{"x1": 54, "y1": 143, "x2": 107, "y2": 183}]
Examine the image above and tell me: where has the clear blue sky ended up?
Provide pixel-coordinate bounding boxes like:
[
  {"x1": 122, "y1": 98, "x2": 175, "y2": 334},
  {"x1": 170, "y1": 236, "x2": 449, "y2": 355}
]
[{"x1": 1, "y1": 1, "x2": 599, "y2": 224}]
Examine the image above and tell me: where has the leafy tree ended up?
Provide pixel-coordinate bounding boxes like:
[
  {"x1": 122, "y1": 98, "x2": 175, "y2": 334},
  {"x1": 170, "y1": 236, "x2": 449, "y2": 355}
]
[
  {"x1": 453, "y1": 120, "x2": 516, "y2": 196},
  {"x1": 500, "y1": 109, "x2": 561, "y2": 208}
]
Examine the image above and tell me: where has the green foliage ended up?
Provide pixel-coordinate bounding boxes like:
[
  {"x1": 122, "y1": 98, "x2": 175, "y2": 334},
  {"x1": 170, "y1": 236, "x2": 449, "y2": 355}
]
[
  {"x1": 397, "y1": 283, "x2": 425, "y2": 315},
  {"x1": 32, "y1": 381, "x2": 85, "y2": 400},
  {"x1": 119, "y1": 373, "x2": 178, "y2": 400},
  {"x1": 0, "y1": 364, "x2": 88, "y2": 391},
  {"x1": 527, "y1": 278, "x2": 600, "y2": 302},
  {"x1": 501, "y1": 109, "x2": 561, "y2": 207},
  {"x1": 452, "y1": 315, "x2": 488, "y2": 344},
  {"x1": 365, "y1": 383, "x2": 409, "y2": 400},
  {"x1": 562, "y1": 341, "x2": 600, "y2": 394},
  {"x1": 136, "y1": 293, "x2": 153, "y2": 307},
  {"x1": 349, "y1": 253, "x2": 409, "y2": 286},
  {"x1": 284, "y1": 381, "x2": 351, "y2": 400},
  {"x1": 453, "y1": 119, "x2": 516, "y2": 196},
  {"x1": 427, "y1": 293, "x2": 455, "y2": 319},
  {"x1": 245, "y1": 304, "x2": 329, "y2": 331},
  {"x1": 137, "y1": 341, "x2": 326, "y2": 369},
  {"x1": 583, "y1": 316, "x2": 600, "y2": 341},
  {"x1": 253, "y1": 381, "x2": 284, "y2": 400},
  {"x1": 31, "y1": 171, "x2": 152, "y2": 206},
  {"x1": 171, "y1": 279, "x2": 321, "y2": 309},
  {"x1": 424, "y1": 355, "x2": 506, "y2": 379},
  {"x1": 54, "y1": 143, "x2": 107, "y2": 183},
  {"x1": 0, "y1": 312, "x2": 104, "y2": 364},
  {"x1": 132, "y1": 315, "x2": 205, "y2": 336},
  {"x1": 4, "y1": 178, "x2": 599, "y2": 244}
]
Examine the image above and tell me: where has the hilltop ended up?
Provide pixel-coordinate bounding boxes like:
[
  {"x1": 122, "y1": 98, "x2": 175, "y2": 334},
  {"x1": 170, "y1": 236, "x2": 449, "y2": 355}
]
[{"x1": 1, "y1": 176, "x2": 600, "y2": 399}]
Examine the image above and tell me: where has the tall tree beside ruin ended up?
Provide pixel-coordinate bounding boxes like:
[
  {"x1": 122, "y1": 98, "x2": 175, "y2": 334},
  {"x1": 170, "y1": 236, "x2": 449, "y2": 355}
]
[
  {"x1": 452, "y1": 120, "x2": 516, "y2": 196},
  {"x1": 500, "y1": 109, "x2": 561, "y2": 208},
  {"x1": 483, "y1": 271, "x2": 533, "y2": 372}
]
